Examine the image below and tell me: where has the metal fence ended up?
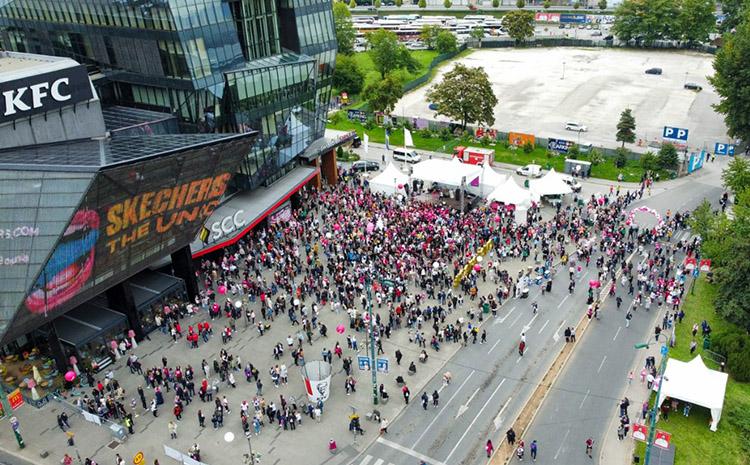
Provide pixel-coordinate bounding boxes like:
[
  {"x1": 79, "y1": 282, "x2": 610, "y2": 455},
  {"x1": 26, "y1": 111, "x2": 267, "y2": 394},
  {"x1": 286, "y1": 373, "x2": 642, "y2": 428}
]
[{"x1": 402, "y1": 43, "x2": 469, "y2": 93}]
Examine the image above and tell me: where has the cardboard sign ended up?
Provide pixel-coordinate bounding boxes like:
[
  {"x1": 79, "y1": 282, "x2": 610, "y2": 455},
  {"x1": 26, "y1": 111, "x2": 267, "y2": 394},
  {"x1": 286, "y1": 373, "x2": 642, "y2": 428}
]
[
  {"x1": 632, "y1": 423, "x2": 648, "y2": 442},
  {"x1": 684, "y1": 257, "x2": 697, "y2": 271},
  {"x1": 699, "y1": 259, "x2": 711, "y2": 272},
  {"x1": 654, "y1": 430, "x2": 672, "y2": 449}
]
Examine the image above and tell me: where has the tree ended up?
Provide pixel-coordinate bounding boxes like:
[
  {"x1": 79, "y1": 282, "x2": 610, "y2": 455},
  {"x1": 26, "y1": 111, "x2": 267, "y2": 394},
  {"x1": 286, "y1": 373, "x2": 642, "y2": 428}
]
[
  {"x1": 444, "y1": 0, "x2": 452, "y2": 8},
  {"x1": 598, "y1": 0, "x2": 607, "y2": 9},
  {"x1": 334, "y1": 2, "x2": 357, "y2": 55},
  {"x1": 543, "y1": 0, "x2": 551, "y2": 9},
  {"x1": 333, "y1": 55, "x2": 365, "y2": 95},
  {"x1": 616, "y1": 108, "x2": 636, "y2": 147},
  {"x1": 612, "y1": 0, "x2": 680, "y2": 44},
  {"x1": 676, "y1": 0, "x2": 716, "y2": 44},
  {"x1": 689, "y1": 199, "x2": 718, "y2": 240},
  {"x1": 396, "y1": 0, "x2": 402, "y2": 6},
  {"x1": 722, "y1": 156, "x2": 750, "y2": 196},
  {"x1": 573, "y1": 1, "x2": 581, "y2": 9},
  {"x1": 374, "y1": 0, "x2": 381, "y2": 7},
  {"x1": 718, "y1": 0, "x2": 748, "y2": 33},
  {"x1": 589, "y1": 149, "x2": 605, "y2": 165},
  {"x1": 710, "y1": 15, "x2": 750, "y2": 143},
  {"x1": 367, "y1": 29, "x2": 419, "y2": 78},
  {"x1": 349, "y1": 0, "x2": 356, "y2": 8},
  {"x1": 364, "y1": 73, "x2": 404, "y2": 113},
  {"x1": 504, "y1": 10, "x2": 535, "y2": 43},
  {"x1": 516, "y1": 0, "x2": 525, "y2": 8},
  {"x1": 420, "y1": 24, "x2": 442, "y2": 49},
  {"x1": 418, "y1": 0, "x2": 426, "y2": 7},
  {"x1": 470, "y1": 26, "x2": 486, "y2": 45},
  {"x1": 493, "y1": 0, "x2": 500, "y2": 7},
  {"x1": 435, "y1": 30, "x2": 458, "y2": 53},
  {"x1": 640, "y1": 151, "x2": 658, "y2": 171},
  {"x1": 657, "y1": 143, "x2": 679, "y2": 170},
  {"x1": 426, "y1": 63, "x2": 498, "y2": 129},
  {"x1": 614, "y1": 147, "x2": 628, "y2": 168}
]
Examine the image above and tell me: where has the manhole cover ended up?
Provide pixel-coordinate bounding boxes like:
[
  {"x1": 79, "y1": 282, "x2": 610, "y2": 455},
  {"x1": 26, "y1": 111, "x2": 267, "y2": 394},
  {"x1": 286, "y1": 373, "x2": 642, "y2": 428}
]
[{"x1": 107, "y1": 441, "x2": 121, "y2": 450}]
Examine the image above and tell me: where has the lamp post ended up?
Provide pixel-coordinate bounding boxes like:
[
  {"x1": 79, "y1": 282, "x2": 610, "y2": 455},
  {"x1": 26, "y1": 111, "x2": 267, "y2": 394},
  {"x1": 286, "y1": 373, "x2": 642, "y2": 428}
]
[
  {"x1": 366, "y1": 276, "x2": 379, "y2": 406},
  {"x1": 225, "y1": 430, "x2": 256, "y2": 464},
  {"x1": 634, "y1": 332, "x2": 670, "y2": 465}
]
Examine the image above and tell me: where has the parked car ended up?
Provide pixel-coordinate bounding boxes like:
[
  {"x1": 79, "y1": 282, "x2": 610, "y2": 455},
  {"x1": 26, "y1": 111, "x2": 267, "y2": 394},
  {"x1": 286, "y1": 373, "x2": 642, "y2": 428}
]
[
  {"x1": 428, "y1": 102, "x2": 439, "y2": 111},
  {"x1": 393, "y1": 148, "x2": 421, "y2": 163},
  {"x1": 604, "y1": 34, "x2": 614, "y2": 40},
  {"x1": 684, "y1": 82, "x2": 703, "y2": 91},
  {"x1": 591, "y1": 30, "x2": 603, "y2": 36},
  {"x1": 559, "y1": 24, "x2": 566, "y2": 29},
  {"x1": 565, "y1": 122, "x2": 588, "y2": 132},
  {"x1": 350, "y1": 160, "x2": 380, "y2": 173},
  {"x1": 351, "y1": 135, "x2": 362, "y2": 148},
  {"x1": 645, "y1": 67, "x2": 663, "y2": 75},
  {"x1": 516, "y1": 164, "x2": 543, "y2": 178},
  {"x1": 561, "y1": 175, "x2": 582, "y2": 193}
]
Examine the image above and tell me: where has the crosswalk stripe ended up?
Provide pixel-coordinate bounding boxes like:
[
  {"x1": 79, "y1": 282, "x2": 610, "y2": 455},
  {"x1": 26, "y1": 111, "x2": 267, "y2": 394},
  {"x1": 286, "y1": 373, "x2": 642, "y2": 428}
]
[
  {"x1": 358, "y1": 455, "x2": 373, "y2": 465},
  {"x1": 373, "y1": 459, "x2": 384, "y2": 465}
]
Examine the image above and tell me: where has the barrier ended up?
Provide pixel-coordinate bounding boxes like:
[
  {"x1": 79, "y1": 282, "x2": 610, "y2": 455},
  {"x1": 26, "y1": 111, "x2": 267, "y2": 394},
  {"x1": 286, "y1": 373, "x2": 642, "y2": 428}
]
[{"x1": 402, "y1": 44, "x2": 468, "y2": 93}]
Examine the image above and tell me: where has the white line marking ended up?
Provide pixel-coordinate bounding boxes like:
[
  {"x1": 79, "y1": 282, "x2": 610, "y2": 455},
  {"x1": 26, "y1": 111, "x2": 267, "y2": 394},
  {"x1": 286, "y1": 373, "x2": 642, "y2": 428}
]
[
  {"x1": 516, "y1": 356, "x2": 523, "y2": 364},
  {"x1": 444, "y1": 380, "x2": 506, "y2": 462},
  {"x1": 509, "y1": 313, "x2": 523, "y2": 328},
  {"x1": 377, "y1": 438, "x2": 447, "y2": 465},
  {"x1": 581, "y1": 270, "x2": 590, "y2": 280},
  {"x1": 359, "y1": 455, "x2": 373, "y2": 465},
  {"x1": 373, "y1": 459, "x2": 384, "y2": 465},
  {"x1": 554, "y1": 429, "x2": 571, "y2": 460},
  {"x1": 487, "y1": 338, "x2": 502, "y2": 354},
  {"x1": 613, "y1": 326, "x2": 622, "y2": 341},
  {"x1": 522, "y1": 313, "x2": 539, "y2": 333},
  {"x1": 455, "y1": 387, "x2": 480, "y2": 419},
  {"x1": 538, "y1": 319, "x2": 550, "y2": 334},
  {"x1": 597, "y1": 355, "x2": 607, "y2": 373},
  {"x1": 497, "y1": 306, "x2": 517, "y2": 324},
  {"x1": 557, "y1": 294, "x2": 570, "y2": 308},
  {"x1": 493, "y1": 396, "x2": 512, "y2": 430},
  {"x1": 411, "y1": 371, "x2": 475, "y2": 448},
  {"x1": 579, "y1": 389, "x2": 590, "y2": 409}
]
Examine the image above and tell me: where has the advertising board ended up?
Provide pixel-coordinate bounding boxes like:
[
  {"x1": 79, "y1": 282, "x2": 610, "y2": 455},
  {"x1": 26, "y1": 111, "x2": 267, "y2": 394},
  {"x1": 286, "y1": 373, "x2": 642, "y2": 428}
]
[
  {"x1": 560, "y1": 14, "x2": 587, "y2": 24},
  {"x1": 547, "y1": 138, "x2": 575, "y2": 153},
  {"x1": 509, "y1": 132, "x2": 535, "y2": 148}
]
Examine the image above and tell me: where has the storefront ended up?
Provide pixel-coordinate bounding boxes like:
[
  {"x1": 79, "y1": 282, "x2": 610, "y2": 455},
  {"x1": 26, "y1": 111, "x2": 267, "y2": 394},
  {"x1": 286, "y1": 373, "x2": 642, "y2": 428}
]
[{"x1": 127, "y1": 270, "x2": 187, "y2": 333}]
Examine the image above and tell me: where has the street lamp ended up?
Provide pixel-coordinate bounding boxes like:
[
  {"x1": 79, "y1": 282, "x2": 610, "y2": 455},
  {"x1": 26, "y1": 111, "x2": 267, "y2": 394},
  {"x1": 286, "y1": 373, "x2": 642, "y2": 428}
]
[
  {"x1": 634, "y1": 333, "x2": 671, "y2": 465},
  {"x1": 224, "y1": 430, "x2": 257, "y2": 464},
  {"x1": 365, "y1": 276, "x2": 379, "y2": 406}
]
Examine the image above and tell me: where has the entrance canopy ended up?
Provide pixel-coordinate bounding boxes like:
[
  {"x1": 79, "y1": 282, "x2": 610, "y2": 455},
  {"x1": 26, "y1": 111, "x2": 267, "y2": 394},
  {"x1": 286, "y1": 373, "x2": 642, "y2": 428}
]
[
  {"x1": 529, "y1": 168, "x2": 573, "y2": 197},
  {"x1": 656, "y1": 356, "x2": 728, "y2": 431},
  {"x1": 128, "y1": 270, "x2": 186, "y2": 312},
  {"x1": 369, "y1": 162, "x2": 409, "y2": 195},
  {"x1": 411, "y1": 158, "x2": 482, "y2": 187},
  {"x1": 54, "y1": 299, "x2": 126, "y2": 347}
]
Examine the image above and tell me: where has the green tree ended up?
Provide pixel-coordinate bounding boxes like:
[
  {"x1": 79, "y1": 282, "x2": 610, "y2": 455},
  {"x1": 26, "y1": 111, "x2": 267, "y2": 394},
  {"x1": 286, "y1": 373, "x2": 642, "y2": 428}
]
[
  {"x1": 435, "y1": 30, "x2": 458, "y2": 53},
  {"x1": 516, "y1": 0, "x2": 525, "y2": 8},
  {"x1": 689, "y1": 199, "x2": 718, "y2": 239},
  {"x1": 364, "y1": 73, "x2": 404, "y2": 113},
  {"x1": 349, "y1": 0, "x2": 356, "y2": 8},
  {"x1": 426, "y1": 63, "x2": 498, "y2": 129},
  {"x1": 334, "y1": 2, "x2": 357, "y2": 54},
  {"x1": 598, "y1": 0, "x2": 607, "y2": 9},
  {"x1": 333, "y1": 55, "x2": 365, "y2": 95},
  {"x1": 718, "y1": 0, "x2": 748, "y2": 33},
  {"x1": 722, "y1": 156, "x2": 750, "y2": 196},
  {"x1": 589, "y1": 149, "x2": 605, "y2": 165},
  {"x1": 614, "y1": 147, "x2": 628, "y2": 168},
  {"x1": 444, "y1": 0, "x2": 452, "y2": 7},
  {"x1": 640, "y1": 151, "x2": 658, "y2": 171},
  {"x1": 612, "y1": 0, "x2": 680, "y2": 43},
  {"x1": 420, "y1": 24, "x2": 442, "y2": 49},
  {"x1": 396, "y1": 0, "x2": 402, "y2": 6},
  {"x1": 573, "y1": 1, "x2": 581, "y2": 9},
  {"x1": 616, "y1": 108, "x2": 636, "y2": 147},
  {"x1": 677, "y1": 0, "x2": 716, "y2": 44},
  {"x1": 470, "y1": 26, "x2": 486, "y2": 45},
  {"x1": 374, "y1": 0, "x2": 381, "y2": 7},
  {"x1": 543, "y1": 0, "x2": 551, "y2": 9},
  {"x1": 710, "y1": 15, "x2": 750, "y2": 143},
  {"x1": 657, "y1": 143, "x2": 679, "y2": 170},
  {"x1": 504, "y1": 10, "x2": 535, "y2": 43},
  {"x1": 493, "y1": 0, "x2": 501, "y2": 7},
  {"x1": 367, "y1": 29, "x2": 419, "y2": 78},
  {"x1": 418, "y1": 0, "x2": 427, "y2": 7}
]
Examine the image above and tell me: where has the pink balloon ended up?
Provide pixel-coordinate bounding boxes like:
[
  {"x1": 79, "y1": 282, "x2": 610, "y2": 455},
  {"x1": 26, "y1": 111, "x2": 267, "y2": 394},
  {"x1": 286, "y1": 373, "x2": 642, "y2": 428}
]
[
  {"x1": 336, "y1": 324, "x2": 345, "y2": 334},
  {"x1": 366, "y1": 222, "x2": 374, "y2": 234},
  {"x1": 218, "y1": 285, "x2": 226, "y2": 295},
  {"x1": 494, "y1": 215, "x2": 501, "y2": 222},
  {"x1": 397, "y1": 184, "x2": 404, "y2": 189},
  {"x1": 473, "y1": 263, "x2": 482, "y2": 271},
  {"x1": 64, "y1": 371, "x2": 76, "y2": 382},
  {"x1": 334, "y1": 224, "x2": 341, "y2": 231}
]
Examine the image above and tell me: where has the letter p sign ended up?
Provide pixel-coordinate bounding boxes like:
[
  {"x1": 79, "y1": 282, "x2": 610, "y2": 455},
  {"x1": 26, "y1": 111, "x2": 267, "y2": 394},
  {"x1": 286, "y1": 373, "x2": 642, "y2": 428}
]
[{"x1": 663, "y1": 126, "x2": 689, "y2": 141}]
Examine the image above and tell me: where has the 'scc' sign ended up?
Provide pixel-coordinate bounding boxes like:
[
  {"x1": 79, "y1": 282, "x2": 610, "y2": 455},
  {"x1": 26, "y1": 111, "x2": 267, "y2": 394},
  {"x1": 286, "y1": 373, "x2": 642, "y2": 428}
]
[{"x1": 0, "y1": 65, "x2": 94, "y2": 124}]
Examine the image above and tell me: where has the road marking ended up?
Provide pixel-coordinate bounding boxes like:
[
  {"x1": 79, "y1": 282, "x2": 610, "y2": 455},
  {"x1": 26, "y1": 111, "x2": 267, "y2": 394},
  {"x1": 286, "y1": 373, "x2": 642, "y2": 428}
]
[
  {"x1": 411, "y1": 371, "x2": 475, "y2": 448},
  {"x1": 581, "y1": 270, "x2": 590, "y2": 280},
  {"x1": 557, "y1": 295, "x2": 570, "y2": 308},
  {"x1": 444, "y1": 379, "x2": 506, "y2": 463},
  {"x1": 597, "y1": 355, "x2": 607, "y2": 373},
  {"x1": 522, "y1": 313, "x2": 539, "y2": 333},
  {"x1": 554, "y1": 428, "x2": 571, "y2": 460},
  {"x1": 509, "y1": 313, "x2": 523, "y2": 328},
  {"x1": 487, "y1": 338, "x2": 502, "y2": 354},
  {"x1": 538, "y1": 319, "x2": 550, "y2": 334},
  {"x1": 553, "y1": 320, "x2": 567, "y2": 339},
  {"x1": 455, "y1": 387, "x2": 480, "y2": 419},
  {"x1": 516, "y1": 356, "x2": 523, "y2": 364},
  {"x1": 613, "y1": 326, "x2": 622, "y2": 341},
  {"x1": 358, "y1": 455, "x2": 373, "y2": 465},
  {"x1": 493, "y1": 396, "x2": 513, "y2": 430},
  {"x1": 377, "y1": 438, "x2": 447, "y2": 465},
  {"x1": 579, "y1": 389, "x2": 590, "y2": 409},
  {"x1": 496, "y1": 306, "x2": 517, "y2": 324},
  {"x1": 373, "y1": 459, "x2": 384, "y2": 465}
]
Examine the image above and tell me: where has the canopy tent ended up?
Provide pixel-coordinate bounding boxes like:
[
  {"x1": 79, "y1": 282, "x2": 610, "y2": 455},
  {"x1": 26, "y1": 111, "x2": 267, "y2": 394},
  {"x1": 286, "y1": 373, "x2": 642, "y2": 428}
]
[
  {"x1": 486, "y1": 177, "x2": 540, "y2": 209},
  {"x1": 655, "y1": 356, "x2": 728, "y2": 431},
  {"x1": 411, "y1": 158, "x2": 482, "y2": 188},
  {"x1": 369, "y1": 162, "x2": 410, "y2": 195},
  {"x1": 466, "y1": 161, "x2": 507, "y2": 196},
  {"x1": 529, "y1": 168, "x2": 573, "y2": 197}
]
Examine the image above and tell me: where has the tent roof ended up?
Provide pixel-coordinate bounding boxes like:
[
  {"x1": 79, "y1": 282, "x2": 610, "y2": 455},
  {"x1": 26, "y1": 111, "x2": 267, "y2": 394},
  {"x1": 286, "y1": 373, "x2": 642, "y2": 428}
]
[
  {"x1": 658, "y1": 356, "x2": 728, "y2": 410},
  {"x1": 480, "y1": 162, "x2": 507, "y2": 189},
  {"x1": 369, "y1": 163, "x2": 410, "y2": 195},
  {"x1": 487, "y1": 177, "x2": 539, "y2": 208},
  {"x1": 411, "y1": 158, "x2": 482, "y2": 187},
  {"x1": 529, "y1": 168, "x2": 573, "y2": 196}
]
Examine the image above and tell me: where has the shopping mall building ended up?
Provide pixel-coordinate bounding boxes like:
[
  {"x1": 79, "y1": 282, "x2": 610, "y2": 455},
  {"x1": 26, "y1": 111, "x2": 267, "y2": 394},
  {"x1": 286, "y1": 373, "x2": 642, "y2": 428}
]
[{"x1": 0, "y1": 0, "x2": 350, "y2": 380}]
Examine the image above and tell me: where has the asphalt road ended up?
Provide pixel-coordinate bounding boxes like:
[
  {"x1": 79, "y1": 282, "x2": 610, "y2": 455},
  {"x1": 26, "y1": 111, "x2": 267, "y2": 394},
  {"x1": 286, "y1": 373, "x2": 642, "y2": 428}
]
[{"x1": 519, "y1": 168, "x2": 724, "y2": 465}]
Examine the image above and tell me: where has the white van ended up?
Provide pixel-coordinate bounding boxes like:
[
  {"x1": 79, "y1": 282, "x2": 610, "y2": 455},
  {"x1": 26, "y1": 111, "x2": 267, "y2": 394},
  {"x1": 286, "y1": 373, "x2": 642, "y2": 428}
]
[{"x1": 393, "y1": 148, "x2": 421, "y2": 163}]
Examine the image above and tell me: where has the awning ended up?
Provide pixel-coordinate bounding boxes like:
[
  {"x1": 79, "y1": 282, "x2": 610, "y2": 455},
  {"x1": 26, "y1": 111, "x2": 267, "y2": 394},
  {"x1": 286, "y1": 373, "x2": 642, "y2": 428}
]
[
  {"x1": 192, "y1": 165, "x2": 319, "y2": 257},
  {"x1": 127, "y1": 270, "x2": 186, "y2": 311},
  {"x1": 53, "y1": 300, "x2": 126, "y2": 347}
]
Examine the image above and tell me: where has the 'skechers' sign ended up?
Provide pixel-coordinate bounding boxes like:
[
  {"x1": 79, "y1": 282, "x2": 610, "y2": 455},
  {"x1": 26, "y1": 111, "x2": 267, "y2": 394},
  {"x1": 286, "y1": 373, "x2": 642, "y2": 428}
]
[{"x1": 0, "y1": 65, "x2": 93, "y2": 124}]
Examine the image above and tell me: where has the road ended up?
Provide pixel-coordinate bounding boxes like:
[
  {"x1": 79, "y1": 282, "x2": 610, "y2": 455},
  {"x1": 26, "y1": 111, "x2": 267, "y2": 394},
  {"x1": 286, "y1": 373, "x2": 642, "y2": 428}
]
[{"x1": 519, "y1": 162, "x2": 725, "y2": 465}]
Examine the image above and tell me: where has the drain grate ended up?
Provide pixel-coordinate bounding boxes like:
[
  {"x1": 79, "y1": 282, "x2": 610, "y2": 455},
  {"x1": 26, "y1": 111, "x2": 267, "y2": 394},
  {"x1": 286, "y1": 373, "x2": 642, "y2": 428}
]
[{"x1": 107, "y1": 441, "x2": 121, "y2": 450}]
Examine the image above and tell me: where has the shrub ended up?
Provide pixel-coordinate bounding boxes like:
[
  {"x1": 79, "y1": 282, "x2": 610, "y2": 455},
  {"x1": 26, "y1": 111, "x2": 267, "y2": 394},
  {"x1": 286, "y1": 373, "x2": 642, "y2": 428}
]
[
  {"x1": 712, "y1": 329, "x2": 750, "y2": 382},
  {"x1": 492, "y1": 0, "x2": 500, "y2": 6},
  {"x1": 589, "y1": 149, "x2": 604, "y2": 166},
  {"x1": 363, "y1": 118, "x2": 376, "y2": 130},
  {"x1": 567, "y1": 144, "x2": 580, "y2": 160},
  {"x1": 658, "y1": 143, "x2": 679, "y2": 170},
  {"x1": 443, "y1": 0, "x2": 452, "y2": 7},
  {"x1": 615, "y1": 147, "x2": 628, "y2": 168},
  {"x1": 726, "y1": 402, "x2": 750, "y2": 454},
  {"x1": 640, "y1": 151, "x2": 657, "y2": 171},
  {"x1": 439, "y1": 127, "x2": 453, "y2": 141},
  {"x1": 481, "y1": 135, "x2": 492, "y2": 146},
  {"x1": 418, "y1": 128, "x2": 433, "y2": 138},
  {"x1": 418, "y1": 0, "x2": 426, "y2": 7},
  {"x1": 329, "y1": 111, "x2": 344, "y2": 125},
  {"x1": 522, "y1": 141, "x2": 534, "y2": 154},
  {"x1": 498, "y1": 140, "x2": 509, "y2": 149}
]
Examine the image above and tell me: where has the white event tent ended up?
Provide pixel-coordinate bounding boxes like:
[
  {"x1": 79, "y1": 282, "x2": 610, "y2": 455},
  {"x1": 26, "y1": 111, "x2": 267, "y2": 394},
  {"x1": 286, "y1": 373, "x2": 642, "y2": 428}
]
[
  {"x1": 369, "y1": 162, "x2": 410, "y2": 195},
  {"x1": 529, "y1": 168, "x2": 573, "y2": 197},
  {"x1": 655, "y1": 356, "x2": 728, "y2": 431},
  {"x1": 468, "y1": 161, "x2": 507, "y2": 196},
  {"x1": 411, "y1": 158, "x2": 482, "y2": 188},
  {"x1": 486, "y1": 177, "x2": 539, "y2": 209}
]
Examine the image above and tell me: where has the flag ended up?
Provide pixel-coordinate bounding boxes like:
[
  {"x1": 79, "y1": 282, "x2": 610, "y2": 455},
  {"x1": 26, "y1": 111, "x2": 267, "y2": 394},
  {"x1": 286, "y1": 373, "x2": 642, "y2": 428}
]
[
  {"x1": 470, "y1": 176, "x2": 480, "y2": 187},
  {"x1": 363, "y1": 133, "x2": 369, "y2": 153},
  {"x1": 404, "y1": 128, "x2": 414, "y2": 147},
  {"x1": 385, "y1": 129, "x2": 390, "y2": 150}
]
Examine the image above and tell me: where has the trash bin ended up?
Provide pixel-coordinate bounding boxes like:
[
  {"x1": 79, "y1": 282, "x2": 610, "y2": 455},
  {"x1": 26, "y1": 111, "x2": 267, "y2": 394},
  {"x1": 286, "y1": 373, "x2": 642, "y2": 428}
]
[
  {"x1": 524, "y1": 179, "x2": 530, "y2": 188},
  {"x1": 482, "y1": 303, "x2": 490, "y2": 314},
  {"x1": 703, "y1": 337, "x2": 711, "y2": 350}
]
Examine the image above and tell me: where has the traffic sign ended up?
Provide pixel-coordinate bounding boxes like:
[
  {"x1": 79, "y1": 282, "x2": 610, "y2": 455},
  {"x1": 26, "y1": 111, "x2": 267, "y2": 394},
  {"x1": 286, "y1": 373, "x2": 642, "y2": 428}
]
[
  {"x1": 684, "y1": 257, "x2": 697, "y2": 271},
  {"x1": 133, "y1": 452, "x2": 144, "y2": 465},
  {"x1": 714, "y1": 143, "x2": 735, "y2": 156},
  {"x1": 699, "y1": 259, "x2": 711, "y2": 272},
  {"x1": 663, "y1": 126, "x2": 689, "y2": 141},
  {"x1": 357, "y1": 355, "x2": 371, "y2": 371}
]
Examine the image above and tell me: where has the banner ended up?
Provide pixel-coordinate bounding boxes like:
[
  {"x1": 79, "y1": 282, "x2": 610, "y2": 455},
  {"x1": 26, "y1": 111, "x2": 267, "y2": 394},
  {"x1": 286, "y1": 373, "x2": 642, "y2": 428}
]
[
  {"x1": 560, "y1": 13, "x2": 587, "y2": 24},
  {"x1": 535, "y1": 12, "x2": 560, "y2": 22},
  {"x1": 404, "y1": 128, "x2": 414, "y2": 147},
  {"x1": 547, "y1": 138, "x2": 575, "y2": 153},
  {"x1": 347, "y1": 110, "x2": 368, "y2": 123},
  {"x1": 268, "y1": 201, "x2": 292, "y2": 224},
  {"x1": 363, "y1": 133, "x2": 369, "y2": 154},
  {"x1": 632, "y1": 423, "x2": 648, "y2": 442},
  {"x1": 509, "y1": 132, "x2": 535, "y2": 147},
  {"x1": 301, "y1": 361, "x2": 331, "y2": 402}
]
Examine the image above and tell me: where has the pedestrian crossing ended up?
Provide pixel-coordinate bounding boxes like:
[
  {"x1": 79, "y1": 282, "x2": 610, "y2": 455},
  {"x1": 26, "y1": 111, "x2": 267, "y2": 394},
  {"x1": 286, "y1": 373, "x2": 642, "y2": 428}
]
[{"x1": 353, "y1": 455, "x2": 396, "y2": 465}]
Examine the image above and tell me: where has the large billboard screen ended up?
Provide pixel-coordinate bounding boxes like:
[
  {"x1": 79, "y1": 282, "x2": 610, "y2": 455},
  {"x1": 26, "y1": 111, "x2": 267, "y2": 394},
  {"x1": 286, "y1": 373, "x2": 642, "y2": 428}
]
[{"x1": 7, "y1": 137, "x2": 249, "y2": 338}]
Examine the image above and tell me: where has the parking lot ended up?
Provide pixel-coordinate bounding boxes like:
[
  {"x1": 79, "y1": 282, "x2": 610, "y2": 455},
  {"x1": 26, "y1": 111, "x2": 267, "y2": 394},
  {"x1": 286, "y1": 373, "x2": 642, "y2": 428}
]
[{"x1": 395, "y1": 47, "x2": 729, "y2": 152}]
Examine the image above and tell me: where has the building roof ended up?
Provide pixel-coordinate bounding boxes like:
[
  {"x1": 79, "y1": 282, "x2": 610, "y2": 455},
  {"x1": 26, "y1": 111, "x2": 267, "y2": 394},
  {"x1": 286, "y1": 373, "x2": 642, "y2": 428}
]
[
  {"x1": 102, "y1": 106, "x2": 176, "y2": 132},
  {"x1": 0, "y1": 133, "x2": 255, "y2": 172}
]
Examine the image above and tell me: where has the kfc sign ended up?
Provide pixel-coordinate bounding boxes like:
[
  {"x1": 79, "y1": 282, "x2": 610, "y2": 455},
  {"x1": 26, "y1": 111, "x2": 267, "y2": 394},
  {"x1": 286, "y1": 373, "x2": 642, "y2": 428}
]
[{"x1": 0, "y1": 66, "x2": 94, "y2": 124}]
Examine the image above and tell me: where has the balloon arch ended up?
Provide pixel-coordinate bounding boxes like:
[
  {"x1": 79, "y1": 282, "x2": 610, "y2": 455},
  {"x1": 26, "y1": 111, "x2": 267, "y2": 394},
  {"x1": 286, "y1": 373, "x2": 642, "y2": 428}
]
[{"x1": 625, "y1": 206, "x2": 664, "y2": 228}]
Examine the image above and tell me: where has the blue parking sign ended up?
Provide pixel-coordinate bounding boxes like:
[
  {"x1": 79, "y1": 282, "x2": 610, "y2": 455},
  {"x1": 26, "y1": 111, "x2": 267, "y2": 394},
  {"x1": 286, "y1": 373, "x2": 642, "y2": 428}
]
[
  {"x1": 714, "y1": 143, "x2": 735, "y2": 156},
  {"x1": 663, "y1": 126, "x2": 689, "y2": 141}
]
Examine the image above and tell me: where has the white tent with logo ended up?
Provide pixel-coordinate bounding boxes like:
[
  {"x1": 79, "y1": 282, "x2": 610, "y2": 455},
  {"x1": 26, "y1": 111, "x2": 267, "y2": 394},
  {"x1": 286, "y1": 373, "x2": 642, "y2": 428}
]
[
  {"x1": 529, "y1": 168, "x2": 573, "y2": 197},
  {"x1": 654, "y1": 355, "x2": 728, "y2": 431},
  {"x1": 486, "y1": 177, "x2": 539, "y2": 209},
  {"x1": 369, "y1": 162, "x2": 410, "y2": 196},
  {"x1": 411, "y1": 158, "x2": 482, "y2": 188}
]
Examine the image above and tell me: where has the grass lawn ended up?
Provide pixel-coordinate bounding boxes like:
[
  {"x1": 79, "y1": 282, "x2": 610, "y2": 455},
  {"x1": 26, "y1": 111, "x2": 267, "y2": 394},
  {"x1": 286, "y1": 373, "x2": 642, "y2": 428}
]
[
  {"x1": 326, "y1": 116, "x2": 649, "y2": 182},
  {"x1": 634, "y1": 278, "x2": 750, "y2": 465}
]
